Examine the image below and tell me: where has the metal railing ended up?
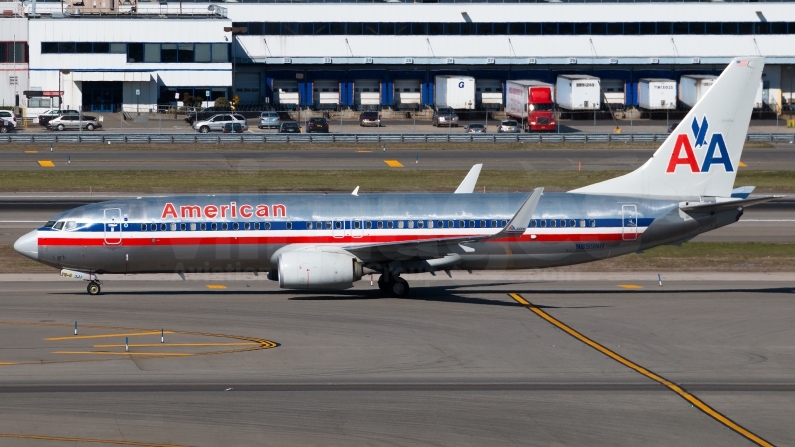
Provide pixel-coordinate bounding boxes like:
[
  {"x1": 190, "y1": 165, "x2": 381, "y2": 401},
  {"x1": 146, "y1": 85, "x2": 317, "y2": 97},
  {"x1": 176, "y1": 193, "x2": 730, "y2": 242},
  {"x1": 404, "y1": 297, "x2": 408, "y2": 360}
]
[{"x1": 2, "y1": 132, "x2": 794, "y2": 144}]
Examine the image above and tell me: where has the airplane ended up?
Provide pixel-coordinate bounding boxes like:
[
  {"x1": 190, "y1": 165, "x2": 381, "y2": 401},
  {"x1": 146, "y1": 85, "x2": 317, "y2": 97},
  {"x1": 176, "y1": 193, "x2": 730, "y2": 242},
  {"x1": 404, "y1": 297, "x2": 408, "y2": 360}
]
[{"x1": 14, "y1": 57, "x2": 775, "y2": 297}]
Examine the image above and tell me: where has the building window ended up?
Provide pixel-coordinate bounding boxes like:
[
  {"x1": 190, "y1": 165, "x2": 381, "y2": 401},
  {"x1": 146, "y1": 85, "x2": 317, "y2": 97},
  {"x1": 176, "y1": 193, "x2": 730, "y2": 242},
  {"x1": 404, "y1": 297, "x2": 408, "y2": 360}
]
[
  {"x1": 144, "y1": 43, "x2": 160, "y2": 63},
  {"x1": 94, "y1": 42, "x2": 110, "y2": 53},
  {"x1": 41, "y1": 42, "x2": 58, "y2": 54},
  {"x1": 110, "y1": 43, "x2": 126, "y2": 54},
  {"x1": 211, "y1": 43, "x2": 229, "y2": 62},
  {"x1": 76, "y1": 42, "x2": 93, "y2": 53},
  {"x1": 127, "y1": 43, "x2": 144, "y2": 62},
  {"x1": 59, "y1": 42, "x2": 76, "y2": 53},
  {"x1": 195, "y1": 43, "x2": 211, "y2": 62},
  {"x1": 161, "y1": 43, "x2": 178, "y2": 63}
]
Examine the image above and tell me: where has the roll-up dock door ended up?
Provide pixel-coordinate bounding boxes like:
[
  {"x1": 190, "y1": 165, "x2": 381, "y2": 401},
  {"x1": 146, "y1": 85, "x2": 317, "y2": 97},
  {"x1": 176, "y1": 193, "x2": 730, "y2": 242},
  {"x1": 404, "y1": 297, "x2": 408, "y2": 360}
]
[
  {"x1": 395, "y1": 79, "x2": 421, "y2": 111},
  {"x1": 354, "y1": 79, "x2": 381, "y2": 111}
]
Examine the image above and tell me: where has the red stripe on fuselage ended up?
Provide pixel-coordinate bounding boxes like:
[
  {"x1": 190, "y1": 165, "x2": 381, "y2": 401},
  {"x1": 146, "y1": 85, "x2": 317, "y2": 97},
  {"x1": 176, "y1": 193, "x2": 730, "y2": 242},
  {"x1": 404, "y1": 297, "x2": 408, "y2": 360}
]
[{"x1": 38, "y1": 232, "x2": 629, "y2": 247}]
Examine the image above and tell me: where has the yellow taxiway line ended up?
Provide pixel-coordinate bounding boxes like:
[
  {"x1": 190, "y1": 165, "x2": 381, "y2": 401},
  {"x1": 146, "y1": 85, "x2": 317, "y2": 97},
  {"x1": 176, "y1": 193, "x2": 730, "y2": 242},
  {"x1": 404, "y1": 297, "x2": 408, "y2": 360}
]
[
  {"x1": 93, "y1": 342, "x2": 258, "y2": 348},
  {"x1": 0, "y1": 433, "x2": 191, "y2": 446},
  {"x1": 46, "y1": 331, "x2": 174, "y2": 341},
  {"x1": 384, "y1": 160, "x2": 403, "y2": 168},
  {"x1": 206, "y1": 284, "x2": 227, "y2": 289},
  {"x1": 53, "y1": 351, "x2": 193, "y2": 356},
  {"x1": 37, "y1": 160, "x2": 54, "y2": 167},
  {"x1": 508, "y1": 292, "x2": 774, "y2": 447},
  {"x1": 617, "y1": 284, "x2": 644, "y2": 289}
]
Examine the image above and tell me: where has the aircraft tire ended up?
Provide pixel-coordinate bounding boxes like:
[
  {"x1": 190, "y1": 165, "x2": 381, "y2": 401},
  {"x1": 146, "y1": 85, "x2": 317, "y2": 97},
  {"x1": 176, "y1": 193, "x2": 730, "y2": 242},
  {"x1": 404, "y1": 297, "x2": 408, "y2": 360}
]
[
  {"x1": 87, "y1": 282, "x2": 101, "y2": 295},
  {"x1": 388, "y1": 278, "x2": 409, "y2": 298}
]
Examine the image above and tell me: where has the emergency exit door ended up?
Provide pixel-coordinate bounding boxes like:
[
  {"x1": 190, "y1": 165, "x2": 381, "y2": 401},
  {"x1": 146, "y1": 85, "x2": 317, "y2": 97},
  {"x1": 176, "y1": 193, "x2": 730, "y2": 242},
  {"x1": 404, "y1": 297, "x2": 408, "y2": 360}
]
[
  {"x1": 622, "y1": 205, "x2": 638, "y2": 241},
  {"x1": 104, "y1": 208, "x2": 123, "y2": 245}
]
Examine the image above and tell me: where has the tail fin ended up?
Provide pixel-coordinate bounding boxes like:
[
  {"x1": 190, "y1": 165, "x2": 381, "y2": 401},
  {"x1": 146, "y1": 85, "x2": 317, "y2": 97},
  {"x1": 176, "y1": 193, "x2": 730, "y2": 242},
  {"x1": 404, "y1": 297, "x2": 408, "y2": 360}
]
[{"x1": 571, "y1": 57, "x2": 765, "y2": 198}]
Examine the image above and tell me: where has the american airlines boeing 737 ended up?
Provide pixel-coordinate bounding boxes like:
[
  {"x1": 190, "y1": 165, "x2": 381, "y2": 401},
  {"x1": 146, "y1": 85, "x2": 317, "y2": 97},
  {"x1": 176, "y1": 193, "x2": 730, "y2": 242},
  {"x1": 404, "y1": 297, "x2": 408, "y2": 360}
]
[{"x1": 14, "y1": 57, "x2": 774, "y2": 297}]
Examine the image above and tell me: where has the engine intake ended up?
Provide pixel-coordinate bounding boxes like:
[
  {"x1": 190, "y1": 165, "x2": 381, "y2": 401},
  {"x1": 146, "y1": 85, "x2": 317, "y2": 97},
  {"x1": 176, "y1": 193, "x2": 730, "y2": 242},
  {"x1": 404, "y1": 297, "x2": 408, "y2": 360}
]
[{"x1": 278, "y1": 251, "x2": 363, "y2": 290}]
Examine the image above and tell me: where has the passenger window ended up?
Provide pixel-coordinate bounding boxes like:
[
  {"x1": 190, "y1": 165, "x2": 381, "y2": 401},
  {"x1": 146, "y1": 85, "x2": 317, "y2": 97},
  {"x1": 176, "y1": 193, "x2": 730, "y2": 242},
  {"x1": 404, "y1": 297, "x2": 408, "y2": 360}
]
[
  {"x1": 491, "y1": 220, "x2": 497, "y2": 228},
  {"x1": 480, "y1": 220, "x2": 486, "y2": 228},
  {"x1": 530, "y1": 220, "x2": 537, "y2": 228},
  {"x1": 541, "y1": 220, "x2": 547, "y2": 228},
  {"x1": 222, "y1": 223, "x2": 228, "y2": 230},
  {"x1": 286, "y1": 222, "x2": 292, "y2": 230},
  {"x1": 326, "y1": 221, "x2": 332, "y2": 229},
  {"x1": 377, "y1": 221, "x2": 383, "y2": 229},
  {"x1": 398, "y1": 221, "x2": 405, "y2": 229},
  {"x1": 387, "y1": 221, "x2": 393, "y2": 229},
  {"x1": 190, "y1": 223, "x2": 196, "y2": 231},
  {"x1": 354, "y1": 221, "x2": 361, "y2": 229},
  {"x1": 306, "y1": 222, "x2": 312, "y2": 229},
  {"x1": 142, "y1": 224, "x2": 148, "y2": 232},
  {"x1": 469, "y1": 220, "x2": 475, "y2": 228},
  {"x1": 264, "y1": 222, "x2": 271, "y2": 230},
  {"x1": 551, "y1": 220, "x2": 557, "y2": 228},
  {"x1": 53, "y1": 221, "x2": 65, "y2": 230},
  {"x1": 580, "y1": 220, "x2": 586, "y2": 228},
  {"x1": 233, "y1": 223, "x2": 239, "y2": 230},
  {"x1": 365, "y1": 221, "x2": 372, "y2": 229},
  {"x1": 417, "y1": 221, "x2": 424, "y2": 228},
  {"x1": 407, "y1": 221, "x2": 414, "y2": 229},
  {"x1": 316, "y1": 222, "x2": 323, "y2": 229},
  {"x1": 170, "y1": 223, "x2": 177, "y2": 231},
  {"x1": 180, "y1": 223, "x2": 186, "y2": 231},
  {"x1": 211, "y1": 223, "x2": 218, "y2": 231},
  {"x1": 335, "y1": 221, "x2": 342, "y2": 230},
  {"x1": 200, "y1": 223, "x2": 206, "y2": 231},
  {"x1": 245, "y1": 222, "x2": 251, "y2": 230},
  {"x1": 590, "y1": 220, "x2": 596, "y2": 227},
  {"x1": 448, "y1": 220, "x2": 453, "y2": 228},
  {"x1": 159, "y1": 223, "x2": 166, "y2": 231},
  {"x1": 570, "y1": 220, "x2": 576, "y2": 228},
  {"x1": 428, "y1": 221, "x2": 435, "y2": 229}
]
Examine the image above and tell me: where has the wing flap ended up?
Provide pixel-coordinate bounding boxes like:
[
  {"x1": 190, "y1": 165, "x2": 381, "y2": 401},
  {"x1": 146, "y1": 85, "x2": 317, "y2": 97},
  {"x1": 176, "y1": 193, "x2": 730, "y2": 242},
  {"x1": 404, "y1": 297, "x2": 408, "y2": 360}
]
[{"x1": 680, "y1": 196, "x2": 779, "y2": 212}]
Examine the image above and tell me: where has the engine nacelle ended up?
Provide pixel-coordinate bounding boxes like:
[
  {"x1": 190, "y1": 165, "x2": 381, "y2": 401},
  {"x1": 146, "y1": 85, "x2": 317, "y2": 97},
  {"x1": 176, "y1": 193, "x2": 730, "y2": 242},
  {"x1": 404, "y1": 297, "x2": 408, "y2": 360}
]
[{"x1": 278, "y1": 251, "x2": 362, "y2": 290}]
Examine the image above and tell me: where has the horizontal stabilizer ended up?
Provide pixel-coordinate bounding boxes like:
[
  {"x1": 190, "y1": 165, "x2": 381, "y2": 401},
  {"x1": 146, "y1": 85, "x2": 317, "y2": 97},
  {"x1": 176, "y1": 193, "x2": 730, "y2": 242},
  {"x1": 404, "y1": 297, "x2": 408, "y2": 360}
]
[
  {"x1": 680, "y1": 195, "x2": 779, "y2": 212},
  {"x1": 731, "y1": 186, "x2": 755, "y2": 199}
]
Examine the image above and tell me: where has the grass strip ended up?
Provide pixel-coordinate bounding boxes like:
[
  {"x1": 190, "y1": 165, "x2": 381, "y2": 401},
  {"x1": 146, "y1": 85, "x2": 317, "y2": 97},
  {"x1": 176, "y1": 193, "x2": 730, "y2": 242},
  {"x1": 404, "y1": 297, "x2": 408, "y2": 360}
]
[
  {"x1": 3, "y1": 242, "x2": 793, "y2": 274},
  {"x1": 0, "y1": 170, "x2": 793, "y2": 193}
]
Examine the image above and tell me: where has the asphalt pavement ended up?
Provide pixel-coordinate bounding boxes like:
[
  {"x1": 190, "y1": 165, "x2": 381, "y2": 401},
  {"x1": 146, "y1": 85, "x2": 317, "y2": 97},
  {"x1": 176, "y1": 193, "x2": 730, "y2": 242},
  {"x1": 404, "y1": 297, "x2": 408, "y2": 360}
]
[
  {"x1": 1, "y1": 147, "x2": 794, "y2": 171},
  {"x1": 0, "y1": 277, "x2": 792, "y2": 446}
]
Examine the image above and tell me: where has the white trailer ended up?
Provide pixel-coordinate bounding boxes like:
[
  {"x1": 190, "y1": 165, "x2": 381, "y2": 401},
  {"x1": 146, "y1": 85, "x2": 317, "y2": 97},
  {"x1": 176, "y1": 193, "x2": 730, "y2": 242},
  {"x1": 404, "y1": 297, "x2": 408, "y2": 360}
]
[
  {"x1": 435, "y1": 75, "x2": 475, "y2": 110},
  {"x1": 556, "y1": 75, "x2": 600, "y2": 110},
  {"x1": 601, "y1": 79, "x2": 626, "y2": 108},
  {"x1": 638, "y1": 78, "x2": 677, "y2": 110},
  {"x1": 679, "y1": 75, "x2": 717, "y2": 108},
  {"x1": 273, "y1": 80, "x2": 299, "y2": 108}
]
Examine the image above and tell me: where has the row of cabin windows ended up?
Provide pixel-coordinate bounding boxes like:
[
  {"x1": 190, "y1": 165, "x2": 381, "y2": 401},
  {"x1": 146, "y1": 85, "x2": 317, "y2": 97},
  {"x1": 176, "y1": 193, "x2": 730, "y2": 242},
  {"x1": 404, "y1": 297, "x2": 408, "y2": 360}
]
[
  {"x1": 140, "y1": 220, "x2": 513, "y2": 231},
  {"x1": 40, "y1": 42, "x2": 231, "y2": 63},
  {"x1": 531, "y1": 219, "x2": 596, "y2": 228},
  {"x1": 236, "y1": 21, "x2": 795, "y2": 36}
]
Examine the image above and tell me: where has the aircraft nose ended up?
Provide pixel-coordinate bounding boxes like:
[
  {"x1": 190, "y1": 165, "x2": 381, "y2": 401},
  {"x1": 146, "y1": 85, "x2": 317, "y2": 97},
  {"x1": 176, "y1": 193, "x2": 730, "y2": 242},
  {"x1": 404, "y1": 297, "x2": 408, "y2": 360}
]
[{"x1": 13, "y1": 230, "x2": 38, "y2": 261}]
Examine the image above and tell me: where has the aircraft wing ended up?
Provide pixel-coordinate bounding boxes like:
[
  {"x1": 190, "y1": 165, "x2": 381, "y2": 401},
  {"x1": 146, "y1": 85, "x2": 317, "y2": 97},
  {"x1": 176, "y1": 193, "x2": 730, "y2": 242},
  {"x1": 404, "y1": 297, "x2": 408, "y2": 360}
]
[
  {"x1": 345, "y1": 188, "x2": 543, "y2": 262},
  {"x1": 679, "y1": 195, "x2": 780, "y2": 212}
]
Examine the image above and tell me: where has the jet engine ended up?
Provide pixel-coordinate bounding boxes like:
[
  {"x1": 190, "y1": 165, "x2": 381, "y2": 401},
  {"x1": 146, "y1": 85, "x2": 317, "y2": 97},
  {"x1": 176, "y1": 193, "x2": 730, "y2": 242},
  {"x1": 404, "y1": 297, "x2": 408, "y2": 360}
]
[{"x1": 278, "y1": 251, "x2": 363, "y2": 290}]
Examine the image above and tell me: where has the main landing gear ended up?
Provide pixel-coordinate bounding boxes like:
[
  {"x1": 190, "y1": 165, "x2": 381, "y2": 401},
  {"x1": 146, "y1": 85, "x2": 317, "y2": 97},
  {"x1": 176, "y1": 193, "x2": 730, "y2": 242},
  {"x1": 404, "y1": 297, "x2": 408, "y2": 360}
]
[
  {"x1": 377, "y1": 275, "x2": 410, "y2": 298},
  {"x1": 86, "y1": 281, "x2": 101, "y2": 295}
]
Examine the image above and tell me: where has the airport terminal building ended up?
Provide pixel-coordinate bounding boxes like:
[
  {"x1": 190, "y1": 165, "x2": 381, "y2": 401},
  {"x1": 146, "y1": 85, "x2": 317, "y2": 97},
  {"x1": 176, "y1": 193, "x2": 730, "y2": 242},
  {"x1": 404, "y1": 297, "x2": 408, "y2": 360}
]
[{"x1": 1, "y1": 0, "x2": 794, "y2": 117}]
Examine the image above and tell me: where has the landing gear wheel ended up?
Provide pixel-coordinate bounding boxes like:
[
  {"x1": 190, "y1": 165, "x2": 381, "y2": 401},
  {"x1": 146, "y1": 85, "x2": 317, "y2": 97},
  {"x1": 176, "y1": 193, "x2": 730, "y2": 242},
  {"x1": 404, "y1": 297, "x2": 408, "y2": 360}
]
[
  {"x1": 87, "y1": 281, "x2": 101, "y2": 295},
  {"x1": 388, "y1": 278, "x2": 409, "y2": 298},
  {"x1": 377, "y1": 275, "x2": 389, "y2": 293}
]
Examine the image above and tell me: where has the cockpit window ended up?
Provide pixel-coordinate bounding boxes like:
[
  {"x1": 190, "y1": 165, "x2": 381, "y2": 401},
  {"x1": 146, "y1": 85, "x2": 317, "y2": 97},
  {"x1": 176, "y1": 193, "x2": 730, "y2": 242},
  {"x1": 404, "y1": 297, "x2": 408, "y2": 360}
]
[
  {"x1": 53, "y1": 221, "x2": 65, "y2": 230},
  {"x1": 65, "y1": 221, "x2": 77, "y2": 230},
  {"x1": 44, "y1": 220, "x2": 56, "y2": 228}
]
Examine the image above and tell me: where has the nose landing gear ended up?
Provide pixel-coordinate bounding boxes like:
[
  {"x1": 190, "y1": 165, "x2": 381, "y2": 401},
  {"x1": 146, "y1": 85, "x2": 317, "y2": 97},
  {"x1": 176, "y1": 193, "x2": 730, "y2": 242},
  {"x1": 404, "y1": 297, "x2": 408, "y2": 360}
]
[
  {"x1": 87, "y1": 281, "x2": 101, "y2": 295},
  {"x1": 377, "y1": 275, "x2": 410, "y2": 298}
]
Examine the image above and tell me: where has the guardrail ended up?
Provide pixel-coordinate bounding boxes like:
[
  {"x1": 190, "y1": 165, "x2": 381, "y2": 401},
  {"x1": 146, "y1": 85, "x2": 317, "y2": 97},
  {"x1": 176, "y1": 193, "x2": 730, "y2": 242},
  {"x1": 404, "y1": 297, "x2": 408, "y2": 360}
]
[{"x1": 1, "y1": 133, "x2": 794, "y2": 145}]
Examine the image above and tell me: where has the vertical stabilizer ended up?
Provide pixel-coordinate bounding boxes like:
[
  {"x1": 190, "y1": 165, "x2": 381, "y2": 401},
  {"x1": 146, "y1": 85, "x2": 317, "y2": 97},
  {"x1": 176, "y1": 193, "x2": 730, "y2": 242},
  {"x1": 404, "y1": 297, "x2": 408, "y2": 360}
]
[{"x1": 571, "y1": 57, "x2": 764, "y2": 198}]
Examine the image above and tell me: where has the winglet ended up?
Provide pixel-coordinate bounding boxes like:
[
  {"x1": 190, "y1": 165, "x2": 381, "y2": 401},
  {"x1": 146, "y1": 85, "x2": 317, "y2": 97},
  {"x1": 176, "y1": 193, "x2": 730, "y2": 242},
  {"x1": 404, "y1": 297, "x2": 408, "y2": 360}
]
[
  {"x1": 352, "y1": 186, "x2": 359, "y2": 196},
  {"x1": 454, "y1": 164, "x2": 483, "y2": 193},
  {"x1": 731, "y1": 186, "x2": 755, "y2": 199},
  {"x1": 490, "y1": 187, "x2": 543, "y2": 239}
]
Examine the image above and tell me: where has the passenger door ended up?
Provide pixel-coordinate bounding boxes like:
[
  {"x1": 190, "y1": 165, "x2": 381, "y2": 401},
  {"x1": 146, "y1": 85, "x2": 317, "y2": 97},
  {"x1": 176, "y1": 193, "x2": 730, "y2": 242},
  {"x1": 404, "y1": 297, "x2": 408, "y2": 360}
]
[
  {"x1": 622, "y1": 205, "x2": 638, "y2": 241},
  {"x1": 104, "y1": 208, "x2": 123, "y2": 245}
]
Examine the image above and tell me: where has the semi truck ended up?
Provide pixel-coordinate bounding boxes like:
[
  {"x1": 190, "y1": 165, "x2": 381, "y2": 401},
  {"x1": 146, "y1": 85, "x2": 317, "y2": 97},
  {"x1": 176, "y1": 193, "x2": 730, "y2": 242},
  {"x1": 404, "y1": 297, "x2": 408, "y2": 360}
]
[
  {"x1": 434, "y1": 75, "x2": 476, "y2": 110},
  {"x1": 638, "y1": 78, "x2": 677, "y2": 110},
  {"x1": 505, "y1": 80, "x2": 557, "y2": 132},
  {"x1": 556, "y1": 75, "x2": 601, "y2": 110}
]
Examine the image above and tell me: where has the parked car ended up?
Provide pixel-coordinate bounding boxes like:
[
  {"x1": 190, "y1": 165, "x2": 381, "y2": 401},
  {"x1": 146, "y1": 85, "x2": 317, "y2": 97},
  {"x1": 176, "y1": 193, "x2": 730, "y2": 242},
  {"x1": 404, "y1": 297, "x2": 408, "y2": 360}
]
[
  {"x1": 47, "y1": 115, "x2": 101, "y2": 131},
  {"x1": 432, "y1": 107, "x2": 459, "y2": 127},
  {"x1": 0, "y1": 110, "x2": 16, "y2": 128},
  {"x1": 497, "y1": 119, "x2": 521, "y2": 133},
  {"x1": 185, "y1": 106, "x2": 233, "y2": 125},
  {"x1": 359, "y1": 111, "x2": 381, "y2": 127},
  {"x1": 193, "y1": 114, "x2": 248, "y2": 133},
  {"x1": 0, "y1": 118, "x2": 15, "y2": 133},
  {"x1": 465, "y1": 123, "x2": 486, "y2": 133},
  {"x1": 223, "y1": 122, "x2": 244, "y2": 133},
  {"x1": 258, "y1": 111, "x2": 281, "y2": 129},
  {"x1": 307, "y1": 117, "x2": 329, "y2": 133},
  {"x1": 38, "y1": 109, "x2": 79, "y2": 127},
  {"x1": 279, "y1": 122, "x2": 301, "y2": 133}
]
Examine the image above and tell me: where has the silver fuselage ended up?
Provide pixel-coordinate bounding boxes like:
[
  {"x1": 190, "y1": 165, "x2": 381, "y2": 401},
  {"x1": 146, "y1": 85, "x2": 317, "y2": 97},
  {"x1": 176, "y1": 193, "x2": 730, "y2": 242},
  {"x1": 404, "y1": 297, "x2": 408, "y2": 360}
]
[{"x1": 23, "y1": 192, "x2": 742, "y2": 274}]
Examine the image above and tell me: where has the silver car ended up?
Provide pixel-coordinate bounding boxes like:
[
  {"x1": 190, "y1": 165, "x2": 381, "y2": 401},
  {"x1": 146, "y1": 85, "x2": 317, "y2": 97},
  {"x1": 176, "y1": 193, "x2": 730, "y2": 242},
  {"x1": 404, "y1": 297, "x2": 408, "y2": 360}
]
[
  {"x1": 497, "y1": 119, "x2": 521, "y2": 133},
  {"x1": 47, "y1": 114, "x2": 101, "y2": 131},
  {"x1": 193, "y1": 113, "x2": 248, "y2": 133},
  {"x1": 258, "y1": 111, "x2": 281, "y2": 129}
]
